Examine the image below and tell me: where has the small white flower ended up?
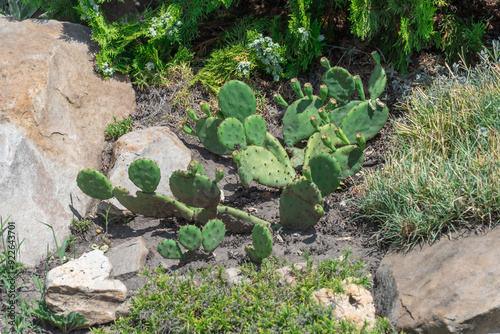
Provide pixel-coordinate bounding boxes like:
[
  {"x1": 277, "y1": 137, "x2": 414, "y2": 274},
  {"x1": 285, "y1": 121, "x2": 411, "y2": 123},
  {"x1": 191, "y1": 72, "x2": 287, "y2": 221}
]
[
  {"x1": 145, "y1": 62, "x2": 155, "y2": 71},
  {"x1": 273, "y1": 75, "x2": 280, "y2": 81},
  {"x1": 318, "y1": 35, "x2": 325, "y2": 42}
]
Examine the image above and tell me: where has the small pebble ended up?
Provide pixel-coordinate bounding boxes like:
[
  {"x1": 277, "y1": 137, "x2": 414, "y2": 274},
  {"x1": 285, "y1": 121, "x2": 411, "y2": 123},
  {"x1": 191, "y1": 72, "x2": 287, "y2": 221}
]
[{"x1": 96, "y1": 229, "x2": 101, "y2": 234}]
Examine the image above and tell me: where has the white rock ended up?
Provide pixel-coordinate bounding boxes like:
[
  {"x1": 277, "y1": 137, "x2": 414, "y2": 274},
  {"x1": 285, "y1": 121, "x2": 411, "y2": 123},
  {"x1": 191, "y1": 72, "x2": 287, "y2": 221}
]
[{"x1": 45, "y1": 250, "x2": 127, "y2": 328}]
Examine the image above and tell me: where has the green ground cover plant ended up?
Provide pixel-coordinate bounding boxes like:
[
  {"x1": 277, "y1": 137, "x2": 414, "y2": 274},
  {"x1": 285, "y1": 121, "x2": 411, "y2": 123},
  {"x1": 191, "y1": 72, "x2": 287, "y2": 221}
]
[
  {"x1": 93, "y1": 251, "x2": 393, "y2": 333},
  {"x1": 356, "y1": 51, "x2": 500, "y2": 248},
  {"x1": 105, "y1": 116, "x2": 133, "y2": 139}
]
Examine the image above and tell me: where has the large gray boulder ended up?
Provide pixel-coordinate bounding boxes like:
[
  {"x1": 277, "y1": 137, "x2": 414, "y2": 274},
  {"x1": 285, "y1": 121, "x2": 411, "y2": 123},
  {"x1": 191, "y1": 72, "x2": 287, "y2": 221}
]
[
  {"x1": 0, "y1": 17, "x2": 136, "y2": 267},
  {"x1": 374, "y1": 228, "x2": 500, "y2": 334}
]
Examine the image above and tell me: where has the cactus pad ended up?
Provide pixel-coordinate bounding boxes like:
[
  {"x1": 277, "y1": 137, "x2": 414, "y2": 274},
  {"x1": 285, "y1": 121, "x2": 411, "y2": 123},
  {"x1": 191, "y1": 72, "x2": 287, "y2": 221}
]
[
  {"x1": 201, "y1": 219, "x2": 225, "y2": 252},
  {"x1": 332, "y1": 145, "x2": 364, "y2": 180},
  {"x1": 244, "y1": 115, "x2": 267, "y2": 146},
  {"x1": 282, "y1": 96, "x2": 324, "y2": 147},
  {"x1": 170, "y1": 170, "x2": 221, "y2": 208},
  {"x1": 178, "y1": 225, "x2": 202, "y2": 251},
  {"x1": 306, "y1": 153, "x2": 341, "y2": 197},
  {"x1": 218, "y1": 80, "x2": 257, "y2": 122},
  {"x1": 323, "y1": 67, "x2": 355, "y2": 104},
  {"x1": 303, "y1": 124, "x2": 343, "y2": 165},
  {"x1": 217, "y1": 117, "x2": 247, "y2": 151},
  {"x1": 368, "y1": 64, "x2": 387, "y2": 100},
  {"x1": 196, "y1": 116, "x2": 232, "y2": 155},
  {"x1": 237, "y1": 146, "x2": 295, "y2": 188},
  {"x1": 340, "y1": 100, "x2": 388, "y2": 143},
  {"x1": 77, "y1": 169, "x2": 114, "y2": 200},
  {"x1": 328, "y1": 100, "x2": 363, "y2": 127},
  {"x1": 279, "y1": 178, "x2": 324, "y2": 230},
  {"x1": 158, "y1": 239, "x2": 182, "y2": 259},
  {"x1": 245, "y1": 223, "x2": 273, "y2": 263},
  {"x1": 128, "y1": 158, "x2": 161, "y2": 193}
]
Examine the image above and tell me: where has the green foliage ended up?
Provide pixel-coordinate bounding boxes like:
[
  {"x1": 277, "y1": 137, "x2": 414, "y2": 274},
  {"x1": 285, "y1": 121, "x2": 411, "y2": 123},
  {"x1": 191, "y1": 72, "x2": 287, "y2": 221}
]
[
  {"x1": 221, "y1": 16, "x2": 270, "y2": 46},
  {"x1": 78, "y1": 1, "x2": 183, "y2": 85},
  {"x1": 283, "y1": 0, "x2": 325, "y2": 77},
  {"x1": 105, "y1": 116, "x2": 133, "y2": 139},
  {"x1": 22, "y1": 0, "x2": 81, "y2": 21},
  {"x1": 32, "y1": 301, "x2": 88, "y2": 334},
  {"x1": 247, "y1": 31, "x2": 286, "y2": 81},
  {"x1": 439, "y1": 15, "x2": 485, "y2": 63},
  {"x1": 71, "y1": 218, "x2": 91, "y2": 234},
  {"x1": 107, "y1": 251, "x2": 393, "y2": 333},
  {"x1": 167, "y1": 0, "x2": 233, "y2": 45},
  {"x1": 0, "y1": 0, "x2": 38, "y2": 19},
  {"x1": 192, "y1": 44, "x2": 256, "y2": 94}
]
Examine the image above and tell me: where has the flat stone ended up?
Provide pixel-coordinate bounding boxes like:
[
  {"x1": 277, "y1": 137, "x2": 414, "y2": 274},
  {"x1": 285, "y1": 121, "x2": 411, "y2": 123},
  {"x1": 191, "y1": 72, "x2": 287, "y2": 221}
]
[
  {"x1": 106, "y1": 236, "x2": 149, "y2": 280},
  {"x1": 374, "y1": 228, "x2": 500, "y2": 334},
  {"x1": 45, "y1": 250, "x2": 127, "y2": 329},
  {"x1": 223, "y1": 268, "x2": 250, "y2": 285},
  {"x1": 0, "y1": 17, "x2": 135, "y2": 267}
]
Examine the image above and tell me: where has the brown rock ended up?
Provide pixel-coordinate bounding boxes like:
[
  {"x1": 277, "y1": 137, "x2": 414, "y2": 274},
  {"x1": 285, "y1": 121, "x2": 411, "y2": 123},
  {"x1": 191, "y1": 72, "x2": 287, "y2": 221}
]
[
  {"x1": 0, "y1": 17, "x2": 135, "y2": 267},
  {"x1": 374, "y1": 228, "x2": 500, "y2": 334}
]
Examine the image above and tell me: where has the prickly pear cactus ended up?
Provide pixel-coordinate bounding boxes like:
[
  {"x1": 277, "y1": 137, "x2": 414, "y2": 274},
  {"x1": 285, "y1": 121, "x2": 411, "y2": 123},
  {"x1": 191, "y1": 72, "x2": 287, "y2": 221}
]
[
  {"x1": 178, "y1": 225, "x2": 202, "y2": 251},
  {"x1": 304, "y1": 153, "x2": 341, "y2": 197},
  {"x1": 218, "y1": 80, "x2": 257, "y2": 122},
  {"x1": 340, "y1": 99, "x2": 388, "y2": 143},
  {"x1": 329, "y1": 100, "x2": 363, "y2": 127},
  {"x1": 217, "y1": 117, "x2": 247, "y2": 151},
  {"x1": 279, "y1": 177, "x2": 325, "y2": 230},
  {"x1": 331, "y1": 145, "x2": 365, "y2": 180},
  {"x1": 77, "y1": 169, "x2": 114, "y2": 200},
  {"x1": 128, "y1": 158, "x2": 161, "y2": 193},
  {"x1": 158, "y1": 239, "x2": 183, "y2": 259},
  {"x1": 201, "y1": 219, "x2": 226, "y2": 252},
  {"x1": 322, "y1": 66, "x2": 355, "y2": 105},
  {"x1": 169, "y1": 162, "x2": 221, "y2": 208},
  {"x1": 245, "y1": 223, "x2": 273, "y2": 263},
  {"x1": 244, "y1": 114, "x2": 267, "y2": 146},
  {"x1": 195, "y1": 116, "x2": 233, "y2": 155},
  {"x1": 234, "y1": 146, "x2": 296, "y2": 188},
  {"x1": 368, "y1": 51, "x2": 387, "y2": 100},
  {"x1": 282, "y1": 96, "x2": 325, "y2": 147}
]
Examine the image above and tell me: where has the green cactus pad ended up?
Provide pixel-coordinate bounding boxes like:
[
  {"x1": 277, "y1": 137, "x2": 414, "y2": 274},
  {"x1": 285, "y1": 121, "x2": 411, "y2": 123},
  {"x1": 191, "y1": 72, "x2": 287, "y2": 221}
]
[
  {"x1": 201, "y1": 219, "x2": 225, "y2": 252},
  {"x1": 196, "y1": 116, "x2": 232, "y2": 155},
  {"x1": 332, "y1": 145, "x2": 364, "y2": 180},
  {"x1": 264, "y1": 132, "x2": 293, "y2": 169},
  {"x1": 304, "y1": 124, "x2": 344, "y2": 166},
  {"x1": 128, "y1": 159, "x2": 161, "y2": 193},
  {"x1": 245, "y1": 223, "x2": 273, "y2": 262},
  {"x1": 328, "y1": 100, "x2": 363, "y2": 127},
  {"x1": 187, "y1": 161, "x2": 206, "y2": 176},
  {"x1": 368, "y1": 64, "x2": 386, "y2": 100},
  {"x1": 244, "y1": 115, "x2": 267, "y2": 146},
  {"x1": 77, "y1": 169, "x2": 114, "y2": 200},
  {"x1": 217, "y1": 117, "x2": 247, "y2": 151},
  {"x1": 238, "y1": 146, "x2": 295, "y2": 188},
  {"x1": 158, "y1": 239, "x2": 182, "y2": 259},
  {"x1": 178, "y1": 225, "x2": 202, "y2": 251},
  {"x1": 323, "y1": 67, "x2": 355, "y2": 104},
  {"x1": 306, "y1": 153, "x2": 341, "y2": 197},
  {"x1": 170, "y1": 170, "x2": 221, "y2": 208},
  {"x1": 282, "y1": 96, "x2": 324, "y2": 147},
  {"x1": 218, "y1": 80, "x2": 257, "y2": 122},
  {"x1": 279, "y1": 178, "x2": 324, "y2": 230},
  {"x1": 340, "y1": 100, "x2": 388, "y2": 143}
]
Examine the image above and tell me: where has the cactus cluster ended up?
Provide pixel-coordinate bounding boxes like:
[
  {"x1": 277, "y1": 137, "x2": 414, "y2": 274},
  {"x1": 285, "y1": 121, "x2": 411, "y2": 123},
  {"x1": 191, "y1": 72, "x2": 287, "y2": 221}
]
[
  {"x1": 157, "y1": 218, "x2": 226, "y2": 260},
  {"x1": 77, "y1": 159, "x2": 270, "y2": 234},
  {"x1": 275, "y1": 51, "x2": 388, "y2": 148}
]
